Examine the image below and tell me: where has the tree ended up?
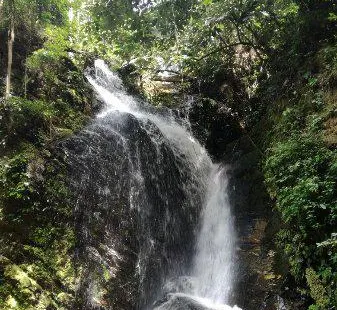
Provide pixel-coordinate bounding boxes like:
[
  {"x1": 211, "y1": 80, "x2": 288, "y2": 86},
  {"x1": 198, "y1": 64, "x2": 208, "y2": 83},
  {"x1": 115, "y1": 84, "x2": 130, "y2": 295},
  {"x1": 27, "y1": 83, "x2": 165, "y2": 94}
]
[
  {"x1": 5, "y1": 0, "x2": 14, "y2": 100},
  {"x1": 0, "y1": 0, "x2": 69, "y2": 100}
]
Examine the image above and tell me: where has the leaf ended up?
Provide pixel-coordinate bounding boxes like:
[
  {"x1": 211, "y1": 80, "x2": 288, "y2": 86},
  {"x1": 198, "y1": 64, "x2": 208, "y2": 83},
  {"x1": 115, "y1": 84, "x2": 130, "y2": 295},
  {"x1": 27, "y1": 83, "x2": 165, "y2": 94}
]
[{"x1": 202, "y1": 0, "x2": 213, "y2": 6}]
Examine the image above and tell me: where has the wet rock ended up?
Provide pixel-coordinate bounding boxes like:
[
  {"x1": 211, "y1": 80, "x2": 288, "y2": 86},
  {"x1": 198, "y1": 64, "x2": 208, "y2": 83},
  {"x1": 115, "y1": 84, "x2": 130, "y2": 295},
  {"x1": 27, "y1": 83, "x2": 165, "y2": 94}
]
[
  {"x1": 223, "y1": 136, "x2": 308, "y2": 309},
  {"x1": 154, "y1": 293, "x2": 240, "y2": 310},
  {"x1": 223, "y1": 136, "x2": 282, "y2": 309},
  {"x1": 161, "y1": 276, "x2": 197, "y2": 296},
  {"x1": 27, "y1": 156, "x2": 45, "y2": 182},
  {"x1": 154, "y1": 294, "x2": 208, "y2": 310},
  {"x1": 187, "y1": 98, "x2": 242, "y2": 161},
  {"x1": 61, "y1": 112, "x2": 204, "y2": 310},
  {"x1": 118, "y1": 62, "x2": 143, "y2": 95}
]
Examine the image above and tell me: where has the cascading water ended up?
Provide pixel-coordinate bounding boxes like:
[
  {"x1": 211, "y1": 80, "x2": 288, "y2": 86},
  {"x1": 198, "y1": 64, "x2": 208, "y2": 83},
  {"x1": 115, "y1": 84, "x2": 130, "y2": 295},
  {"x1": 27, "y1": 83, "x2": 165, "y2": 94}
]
[
  {"x1": 61, "y1": 60, "x2": 240, "y2": 310},
  {"x1": 193, "y1": 167, "x2": 236, "y2": 304}
]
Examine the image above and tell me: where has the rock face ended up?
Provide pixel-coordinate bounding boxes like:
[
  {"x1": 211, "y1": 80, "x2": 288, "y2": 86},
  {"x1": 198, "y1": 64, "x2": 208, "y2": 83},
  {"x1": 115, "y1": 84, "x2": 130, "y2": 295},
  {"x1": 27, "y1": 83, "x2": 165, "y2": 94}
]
[
  {"x1": 223, "y1": 136, "x2": 291, "y2": 310},
  {"x1": 60, "y1": 112, "x2": 205, "y2": 310},
  {"x1": 61, "y1": 57, "x2": 297, "y2": 310},
  {"x1": 224, "y1": 136, "x2": 272, "y2": 308},
  {"x1": 187, "y1": 98, "x2": 242, "y2": 161},
  {"x1": 187, "y1": 99, "x2": 290, "y2": 309},
  {"x1": 154, "y1": 293, "x2": 242, "y2": 310},
  {"x1": 154, "y1": 294, "x2": 211, "y2": 310}
]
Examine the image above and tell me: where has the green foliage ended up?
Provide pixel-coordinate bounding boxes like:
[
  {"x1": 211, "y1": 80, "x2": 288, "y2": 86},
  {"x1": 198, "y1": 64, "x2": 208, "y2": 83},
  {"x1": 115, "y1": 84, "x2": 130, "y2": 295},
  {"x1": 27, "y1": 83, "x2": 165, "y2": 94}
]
[
  {"x1": 26, "y1": 32, "x2": 93, "y2": 111},
  {"x1": 0, "y1": 0, "x2": 73, "y2": 98},
  {"x1": 0, "y1": 0, "x2": 69, "y2": 29},
  {"x1": 317, "y1": 44, "x2": 337, "y2": 87},
  {"x1": 0, "y1": 143, "x2": 77, "y2": 309},
  {"x1": 264, "y1": 87, "x2": 337, "y2": 306},
  {"x1": 0, "y1": 95, "x2": 89, "y2": 152},
  {"x1": 0, "y1": 146, "x2": 36, "y2": 204},
  {"x1": 306, "y1": 268, "x2": 331, "y2": 309},
  {"x1": 0, "y1": 3, "x2": 93, "y2": 307},
  {"x1": 1, "y1": 99, "x2": 53, "y2": 145}
]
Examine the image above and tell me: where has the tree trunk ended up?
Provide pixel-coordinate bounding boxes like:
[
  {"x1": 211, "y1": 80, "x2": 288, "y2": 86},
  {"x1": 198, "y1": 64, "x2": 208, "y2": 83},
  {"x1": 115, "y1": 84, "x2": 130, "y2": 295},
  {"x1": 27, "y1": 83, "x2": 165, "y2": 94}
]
[
  {"x1": 0, "y1": 0, "x2": 3, "y2": 24},
  {"x1": 0, "y1": 0, "x2": 3, "y2": 99},
  {"x1": 5, "y1": 15, "x2": 15, "y2": 100}
]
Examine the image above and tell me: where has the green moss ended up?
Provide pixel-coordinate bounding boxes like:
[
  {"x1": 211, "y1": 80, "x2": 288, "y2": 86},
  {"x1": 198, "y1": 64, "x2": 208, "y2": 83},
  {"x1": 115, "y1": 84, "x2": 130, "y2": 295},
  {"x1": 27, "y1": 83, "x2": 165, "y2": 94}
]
[
  {"x1": 262, "y1": 67, "x2": 337, "y2": 305},
  {"x1": 0, "y1": 118, "x2": 78, "y2": 309},
  {"x1": 306, "y1": 268, "x2": 330, "y2": 309}
]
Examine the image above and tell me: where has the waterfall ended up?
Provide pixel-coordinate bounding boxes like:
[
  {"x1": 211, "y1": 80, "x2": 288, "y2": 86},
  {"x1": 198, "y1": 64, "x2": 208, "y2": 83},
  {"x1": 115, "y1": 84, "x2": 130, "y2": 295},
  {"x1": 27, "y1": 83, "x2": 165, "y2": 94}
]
[
  {"x1": 192, "y1": 167, "x2": 236, "y2": 303},
  {"x1": 62, "y1": 60, "x2": 240, "y2": 310}
]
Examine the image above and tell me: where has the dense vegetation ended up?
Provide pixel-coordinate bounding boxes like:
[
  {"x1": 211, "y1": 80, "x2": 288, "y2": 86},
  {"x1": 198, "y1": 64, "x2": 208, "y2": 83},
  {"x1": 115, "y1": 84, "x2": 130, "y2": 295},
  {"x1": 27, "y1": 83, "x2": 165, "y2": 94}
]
[
  {"x1": 0, "y1": 0, "x2": 336, "y2": 309},
  {"x1": 0, "y1": 1, "x2": 94, "y2": 309}
]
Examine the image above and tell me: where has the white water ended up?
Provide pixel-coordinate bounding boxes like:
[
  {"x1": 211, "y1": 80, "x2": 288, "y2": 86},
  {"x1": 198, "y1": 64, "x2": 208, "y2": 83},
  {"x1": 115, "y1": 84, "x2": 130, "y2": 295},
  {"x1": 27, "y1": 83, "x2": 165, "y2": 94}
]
[
  {"x1": 86, "y1": 60, "x2": 240, "y2": 309},
  {"x1": 192, "y1": 166, "x2": 236, "y2": 304},
  {"x1": 155, "y1": 293, "x2": 242, "y2": 310},
  {"x1": 87, "y1": 60, "x2": 211, "y2": 175}
]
